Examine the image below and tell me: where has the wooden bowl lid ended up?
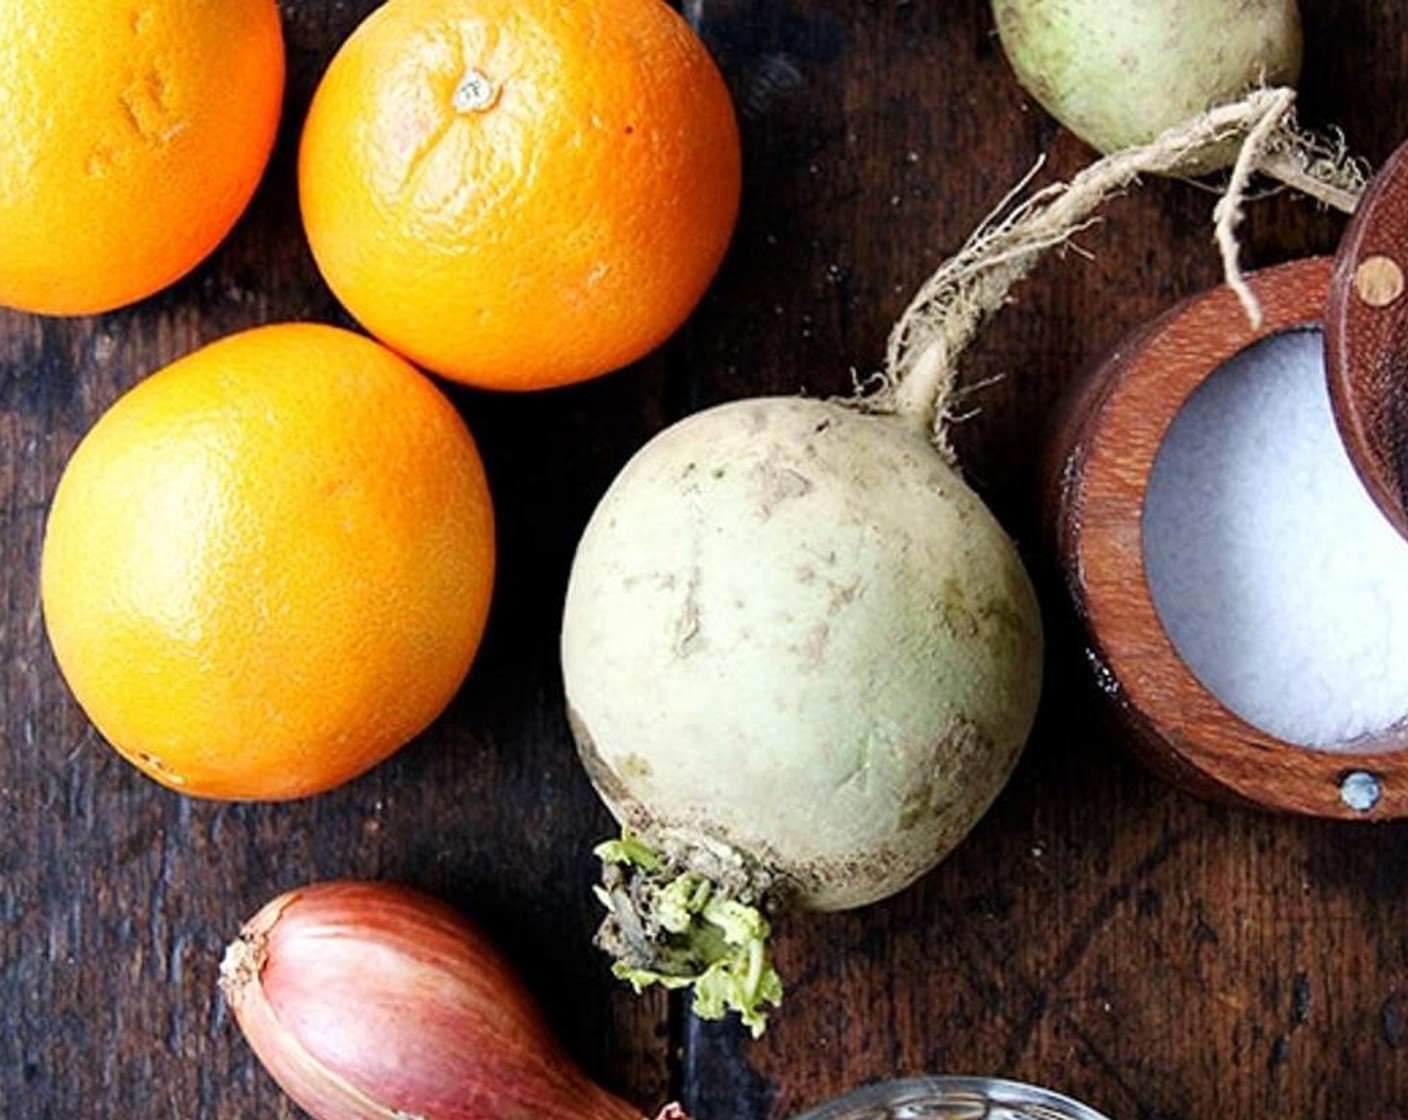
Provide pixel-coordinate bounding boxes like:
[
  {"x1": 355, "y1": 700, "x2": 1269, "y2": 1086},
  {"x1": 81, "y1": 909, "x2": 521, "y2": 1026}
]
[{"x1": 1326, "y1": 137, "x2": 1408, "y2": 542}]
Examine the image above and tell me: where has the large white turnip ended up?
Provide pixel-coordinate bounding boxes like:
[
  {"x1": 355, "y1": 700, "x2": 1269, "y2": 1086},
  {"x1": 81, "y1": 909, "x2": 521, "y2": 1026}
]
[
  {"x1": 564, "y1": 393, "x2": 1043, "y2": 1034},
  {"x1": 560, "y1": 89, "x2": 1350, "y2": 1035}
]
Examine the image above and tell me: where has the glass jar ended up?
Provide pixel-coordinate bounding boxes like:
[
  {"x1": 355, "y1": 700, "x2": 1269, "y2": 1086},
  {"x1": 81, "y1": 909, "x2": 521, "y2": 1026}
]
[{"x1": 788, "y1": 1076, "x2": 1111, "y2": 1120}]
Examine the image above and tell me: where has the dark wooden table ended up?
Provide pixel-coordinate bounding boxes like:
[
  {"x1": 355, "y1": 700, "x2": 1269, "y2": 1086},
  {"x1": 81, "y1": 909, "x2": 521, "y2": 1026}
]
[{"x1": 6, "y1": 2, "x2": 1408, "y2": 1118}]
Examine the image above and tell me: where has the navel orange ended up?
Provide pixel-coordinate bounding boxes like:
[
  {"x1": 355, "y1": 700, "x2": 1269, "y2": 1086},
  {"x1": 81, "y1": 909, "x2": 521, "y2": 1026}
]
[
  {"x1": 41, "y1": 324, "x2": 496, "y2": 801},
  {"x1": 0, "y1": 0, "x2": 285, "y2": 316},
  {"x1": 297, "y1": 0, "x2": 741, "y2": 391}
]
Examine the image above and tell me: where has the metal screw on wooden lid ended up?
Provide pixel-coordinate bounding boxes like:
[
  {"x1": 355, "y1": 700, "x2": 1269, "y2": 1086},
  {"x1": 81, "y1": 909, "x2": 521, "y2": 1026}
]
[{"x1": 1340, "y1": 770, "x2": 1383, "y2": 813}]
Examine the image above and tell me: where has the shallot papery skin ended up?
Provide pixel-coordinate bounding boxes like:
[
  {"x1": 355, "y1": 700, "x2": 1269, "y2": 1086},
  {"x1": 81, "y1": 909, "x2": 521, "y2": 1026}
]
[{"x1": 220, "y1": 880, "x2": 669, "y2": 1120}]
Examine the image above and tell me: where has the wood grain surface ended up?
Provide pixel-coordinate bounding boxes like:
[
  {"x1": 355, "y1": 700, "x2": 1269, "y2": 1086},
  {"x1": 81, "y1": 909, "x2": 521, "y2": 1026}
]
[{"x1": 6, "y1": 2, "x2": 1408, "y2": 1119}]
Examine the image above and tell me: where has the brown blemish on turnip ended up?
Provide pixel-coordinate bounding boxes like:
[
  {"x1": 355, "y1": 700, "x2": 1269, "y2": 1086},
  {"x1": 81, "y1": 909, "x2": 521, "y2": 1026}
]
[
  {"x1": 827, "y1": 578, "x2": 861, "y2": 613},
  {"x1": 768, "y1": 835, "x2": 912, "y2": 911},
  {"x1": 793, "y1": 620, "x2": 830, "y2": 668},
  {"x1": 837, "y1": 736, "x2": 874, "y2": 794},
  {"x1": 748, "y1": 458, "x2": 813, "y2": 518},
  {"x1": 979, "y1": 593, "x2": 1039, "y2": 664},
  {"x1": 568, "y1": 705, "x2": 642, "y2": 820},
  {"x1": 674, "y1": 566, "x2": 703, "y2": 656},
  {"x1": 939, "y1": 576, "x2": 981, "y2": 639},
  {"x1": 898, "y1": 720, "x2": 990, "y2": 833}
]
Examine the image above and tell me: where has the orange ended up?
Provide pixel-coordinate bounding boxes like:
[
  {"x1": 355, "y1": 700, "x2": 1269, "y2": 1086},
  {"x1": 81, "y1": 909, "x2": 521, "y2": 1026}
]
[
  {"x1": 0, "y1": 0, "x2": 284, "y2": 316},
  {"x1": 298, "y1": 0, "x2": 741, "y2": 391},
  {"x1": 40, "y1": 323, "x2": 496, "y2": 801}
]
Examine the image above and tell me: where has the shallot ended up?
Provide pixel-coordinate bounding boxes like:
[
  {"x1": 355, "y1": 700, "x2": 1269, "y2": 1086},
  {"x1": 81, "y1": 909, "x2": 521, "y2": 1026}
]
[{"x1": 220, "y1": 880, "x2": 684, "y2": 1120}]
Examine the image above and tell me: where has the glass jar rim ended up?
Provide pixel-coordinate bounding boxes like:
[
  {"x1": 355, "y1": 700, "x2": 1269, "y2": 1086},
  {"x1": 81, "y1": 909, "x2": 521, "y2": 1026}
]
[{"x1": 787, "y1": 1075, "x2": 1111, "y2": 1120}]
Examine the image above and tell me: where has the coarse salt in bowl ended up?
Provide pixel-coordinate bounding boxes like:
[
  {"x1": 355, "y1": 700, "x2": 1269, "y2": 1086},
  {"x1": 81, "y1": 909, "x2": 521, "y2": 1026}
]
[{"x1": 1043, "y1": 256, "x2": 1408, "y2": 818}]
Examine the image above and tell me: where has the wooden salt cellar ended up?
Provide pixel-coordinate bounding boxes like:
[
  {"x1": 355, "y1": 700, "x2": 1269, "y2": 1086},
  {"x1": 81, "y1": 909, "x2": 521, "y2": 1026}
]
[{"x1": 1045, "y1": 137, "x2": 1408, "y2": 820}]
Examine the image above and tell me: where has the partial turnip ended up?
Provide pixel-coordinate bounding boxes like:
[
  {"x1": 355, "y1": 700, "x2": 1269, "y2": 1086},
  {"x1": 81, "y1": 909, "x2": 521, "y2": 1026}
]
[{"x1": 993, "y1": 0, "x2": 1302, "y2": 167}]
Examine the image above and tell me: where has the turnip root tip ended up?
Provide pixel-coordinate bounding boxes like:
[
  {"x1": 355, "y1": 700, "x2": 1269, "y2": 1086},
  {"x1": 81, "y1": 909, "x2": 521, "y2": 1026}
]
[{"x1": 594, "y1": 833, "x2": 783, "y2": 1038}]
